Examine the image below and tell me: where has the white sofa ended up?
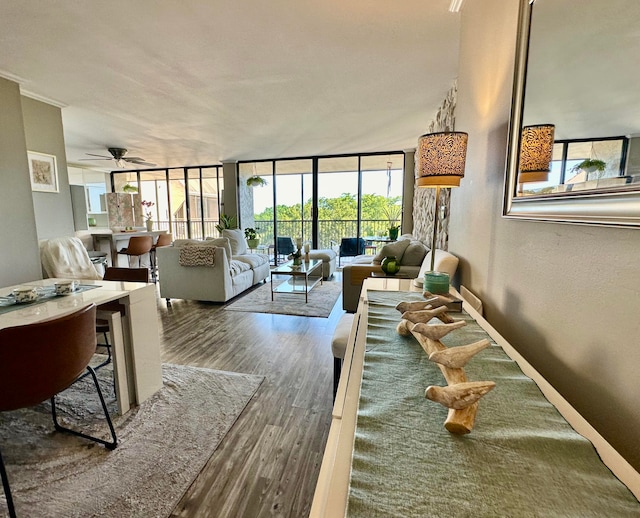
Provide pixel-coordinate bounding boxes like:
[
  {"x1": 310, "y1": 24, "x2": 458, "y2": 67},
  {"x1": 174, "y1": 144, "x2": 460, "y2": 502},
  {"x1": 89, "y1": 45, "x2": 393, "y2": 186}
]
[
  {"x1": 341, "y1": 235, "x2": 459, "y2": 312},
  {"x1": 156, "y1": 234, "x2": 270, "y2": 303}
]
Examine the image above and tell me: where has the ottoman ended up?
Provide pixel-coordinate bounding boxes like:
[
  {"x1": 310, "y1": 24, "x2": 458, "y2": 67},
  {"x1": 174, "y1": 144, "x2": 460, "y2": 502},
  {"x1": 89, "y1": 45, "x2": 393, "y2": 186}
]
[{"x1": 308, "y1": 249, "x2": 336, "y2": 279}]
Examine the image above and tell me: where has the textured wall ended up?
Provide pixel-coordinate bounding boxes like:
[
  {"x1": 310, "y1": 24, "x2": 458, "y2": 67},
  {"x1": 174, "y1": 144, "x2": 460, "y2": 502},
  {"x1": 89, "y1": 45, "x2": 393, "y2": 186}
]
[
  {"x1": 450, "y1": 0, "x2": 640, "y2": 471},
  {"x1": 412, "y1": 82, "x2": 457, "y2": 248}
]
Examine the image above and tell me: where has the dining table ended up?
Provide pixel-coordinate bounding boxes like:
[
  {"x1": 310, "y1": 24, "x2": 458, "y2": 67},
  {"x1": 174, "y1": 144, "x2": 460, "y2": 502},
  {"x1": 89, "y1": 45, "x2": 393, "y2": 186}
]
[{"x1": 0, "y1": 278, "x2": 163, "y2": 415}]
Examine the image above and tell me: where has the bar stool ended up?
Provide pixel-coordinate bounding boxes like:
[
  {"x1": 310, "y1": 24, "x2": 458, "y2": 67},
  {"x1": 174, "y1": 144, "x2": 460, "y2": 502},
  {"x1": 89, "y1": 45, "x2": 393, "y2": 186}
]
[
  {"x1": 150, "y1": 233, "x2": 173, "y2": 283},
  {"x1": 117, "y1": 235, "x2": 153, "y2": 269}
]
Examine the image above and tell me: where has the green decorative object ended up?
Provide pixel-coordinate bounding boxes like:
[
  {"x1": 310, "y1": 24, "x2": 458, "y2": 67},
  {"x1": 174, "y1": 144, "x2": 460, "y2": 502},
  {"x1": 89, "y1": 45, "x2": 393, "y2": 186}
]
[
  {"x1": 388, "y1": 227, "x2": 399, "y2": 240},
  {"x1": 246, "y1": 176, "x2": 267, "y2": 187},
  {"x1": 215, "y1": 214, "x2": 237, "y2": 233},
  {"x1": 380, "y1": 256, "x2": 400, "y2": 275},
  {"x1": 424, "y1": 271, "x2": 450, "y2": 294}
]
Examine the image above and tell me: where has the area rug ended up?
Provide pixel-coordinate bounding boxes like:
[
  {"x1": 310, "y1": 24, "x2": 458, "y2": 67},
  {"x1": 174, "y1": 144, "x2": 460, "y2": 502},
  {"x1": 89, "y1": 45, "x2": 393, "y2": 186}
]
[
  {"x1": 0, "y1": 362, "x2": 263, "y2": 518},
  {"x1": 224, "y1": 278, "x2": 341, "y2": 317}
]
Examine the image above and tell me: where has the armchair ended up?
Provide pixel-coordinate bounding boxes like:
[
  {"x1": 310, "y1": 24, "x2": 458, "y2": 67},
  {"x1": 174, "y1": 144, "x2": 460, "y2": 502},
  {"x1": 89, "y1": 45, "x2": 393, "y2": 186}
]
[
  {"x1": 276, "y1": 237, "x2": 296, "y2": 260},
  {"x1": 339, "y1": 237, "x2": 366, "y2": 266}
]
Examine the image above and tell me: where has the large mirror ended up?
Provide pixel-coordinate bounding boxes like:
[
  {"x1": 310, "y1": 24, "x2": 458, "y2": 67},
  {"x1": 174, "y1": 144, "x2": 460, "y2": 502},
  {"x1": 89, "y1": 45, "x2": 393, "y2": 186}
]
[{"x1": 504, "y1": 0, "x2": 640, "y2": 227}]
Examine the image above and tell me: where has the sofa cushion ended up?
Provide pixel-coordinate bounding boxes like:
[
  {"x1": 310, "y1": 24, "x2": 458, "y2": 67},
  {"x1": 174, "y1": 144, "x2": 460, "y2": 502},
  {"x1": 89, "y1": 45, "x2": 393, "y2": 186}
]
[
  {"x1": 222, "y1": 229, "x2": 247, "y2": 255},
  {"x1": 229, "y1": 259, "x2": 251, "y2": 277},
  {"x1": 372, "y1": 239, "x2": 411, "y2": 265},
  {"x1": 415, "y1": 249, "x2": 460, "y2": 286},
  {"x1": 233, "y1": 253, "x2": 269, "y2": 269},
  {"x1": 401, "y1": 240, "x2": 428, "y2": 266}
]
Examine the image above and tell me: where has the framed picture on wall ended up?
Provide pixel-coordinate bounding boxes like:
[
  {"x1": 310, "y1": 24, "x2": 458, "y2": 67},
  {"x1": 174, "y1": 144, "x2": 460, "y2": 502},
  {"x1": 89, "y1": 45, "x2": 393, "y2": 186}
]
[{"x1": 28, "y1": 151, "x2": 58, "y2": 193}]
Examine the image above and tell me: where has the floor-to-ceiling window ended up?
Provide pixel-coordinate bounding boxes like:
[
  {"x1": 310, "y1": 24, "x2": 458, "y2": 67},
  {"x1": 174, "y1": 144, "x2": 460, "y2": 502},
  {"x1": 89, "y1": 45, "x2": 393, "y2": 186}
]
[
  {"x1": 111, "y1": 165, "x2": 223, "y2": 240},
  {"x1": 239, "y1": 151, "x2": 405, "y2": 264}
]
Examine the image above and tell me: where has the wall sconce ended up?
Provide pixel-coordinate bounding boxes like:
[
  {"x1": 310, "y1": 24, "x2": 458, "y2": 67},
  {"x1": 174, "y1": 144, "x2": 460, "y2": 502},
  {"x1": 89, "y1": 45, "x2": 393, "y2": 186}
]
[
  {"x1": 417, "y1": 131, "x2": 468, "y2": 272},
  {"x1": 519, "y1": 124, "x2": 555, "y2": 183}
]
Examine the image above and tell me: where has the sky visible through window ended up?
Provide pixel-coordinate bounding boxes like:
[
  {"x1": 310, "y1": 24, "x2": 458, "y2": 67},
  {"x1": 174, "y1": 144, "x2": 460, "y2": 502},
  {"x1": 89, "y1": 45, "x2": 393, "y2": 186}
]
[{"x1": 252, "y1": 169, "x2": 403, "y2": 213}]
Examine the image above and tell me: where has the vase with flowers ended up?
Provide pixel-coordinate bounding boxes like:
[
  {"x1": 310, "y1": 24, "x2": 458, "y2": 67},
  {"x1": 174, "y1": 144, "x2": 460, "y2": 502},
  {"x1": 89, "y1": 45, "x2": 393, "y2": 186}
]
[{"x1": 141, "y1": 200, "x2": 155, "y2": 231}]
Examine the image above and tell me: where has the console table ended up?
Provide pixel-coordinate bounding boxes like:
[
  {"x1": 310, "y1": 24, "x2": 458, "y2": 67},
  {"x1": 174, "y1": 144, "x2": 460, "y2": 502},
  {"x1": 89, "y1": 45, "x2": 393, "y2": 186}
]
[{"x1": 311, "y1": 279, "x2": 640, "y2": 516}]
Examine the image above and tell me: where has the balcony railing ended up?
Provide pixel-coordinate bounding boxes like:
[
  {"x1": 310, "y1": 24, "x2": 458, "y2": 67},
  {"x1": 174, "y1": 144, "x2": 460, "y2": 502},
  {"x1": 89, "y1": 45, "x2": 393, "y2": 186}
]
[{"x1": 155, "y1": 218, "x2": 395, "y2": 257}]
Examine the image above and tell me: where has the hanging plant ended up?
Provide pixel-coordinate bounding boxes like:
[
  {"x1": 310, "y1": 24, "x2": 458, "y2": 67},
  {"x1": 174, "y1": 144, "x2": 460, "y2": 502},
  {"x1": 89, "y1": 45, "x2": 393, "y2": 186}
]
[
  {"x1": 246, "y1": 176, "x2": 267, "y2": 187},
  {"x1": 571, "y1": 158, "x2": 606, "y2": 174}
]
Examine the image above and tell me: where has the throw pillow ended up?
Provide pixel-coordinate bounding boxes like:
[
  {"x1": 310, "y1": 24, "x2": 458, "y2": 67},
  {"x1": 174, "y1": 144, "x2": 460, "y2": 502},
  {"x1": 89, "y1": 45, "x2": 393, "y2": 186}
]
[
  {"x1": 204, "y1": 237, "x2": 233, "y2": 266},
  {"x1": 175, "y1": 238, "x2": 232, "y2": 266},
  {"x1": 401, "y1": 240, "x2": 428, "y2": 266},
  {"x1": 372, "y1": 239, "x2": 411, "y2": 265},
  {"x1": 222, "y1": 229, "x2": 247, "y2": 256}
]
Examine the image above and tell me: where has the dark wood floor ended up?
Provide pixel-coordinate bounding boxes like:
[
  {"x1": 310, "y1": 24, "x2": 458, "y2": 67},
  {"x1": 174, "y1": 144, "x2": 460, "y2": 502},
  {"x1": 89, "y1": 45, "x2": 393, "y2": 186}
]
[{"x1": 157, "y1": 278, "x2": 342, "y2": 518}]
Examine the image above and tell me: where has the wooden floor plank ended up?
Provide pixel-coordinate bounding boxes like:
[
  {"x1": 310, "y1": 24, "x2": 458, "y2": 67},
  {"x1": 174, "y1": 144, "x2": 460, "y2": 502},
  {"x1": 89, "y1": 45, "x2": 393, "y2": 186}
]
[{"x1": 159, "y1": 277, "x2": 342, "y2": 517}]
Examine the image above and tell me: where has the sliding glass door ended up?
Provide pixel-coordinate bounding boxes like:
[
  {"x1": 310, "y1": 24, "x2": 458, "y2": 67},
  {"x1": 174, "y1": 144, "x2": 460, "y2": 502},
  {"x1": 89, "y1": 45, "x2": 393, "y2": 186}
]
[{"x1": 239, "y1": 151, "x2": 404, "y2": 265}]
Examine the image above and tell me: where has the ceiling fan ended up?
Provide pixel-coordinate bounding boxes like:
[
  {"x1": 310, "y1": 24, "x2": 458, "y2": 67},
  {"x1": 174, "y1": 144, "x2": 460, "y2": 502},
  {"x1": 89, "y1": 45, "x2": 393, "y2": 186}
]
[{"x1": 81, "y1": 147, "x2": 156, "y2": 168}]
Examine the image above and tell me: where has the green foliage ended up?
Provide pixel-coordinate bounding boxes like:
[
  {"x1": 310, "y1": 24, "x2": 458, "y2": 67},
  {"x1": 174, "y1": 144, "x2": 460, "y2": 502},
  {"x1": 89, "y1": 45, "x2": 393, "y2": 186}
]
[
  {"x1": 246, "y1": 176, "x2": 268, "y2": 187},
  {"x1": 571, "y1": 158, "x2": 606, "y2": 173},
  {"x1": 244, "y1": 227, "x2": 259, "y2": 239},
  {"x1": 122, "y1": 183, "x2": 138, "y2": 193},
  {"x1": 215, "y1": 214, "x2": 237, "y2": 233}
]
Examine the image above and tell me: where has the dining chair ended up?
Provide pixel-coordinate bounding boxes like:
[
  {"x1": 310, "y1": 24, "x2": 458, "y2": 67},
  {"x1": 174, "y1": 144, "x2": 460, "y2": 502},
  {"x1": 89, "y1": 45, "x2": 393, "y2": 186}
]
[
  {"x1": 0, "y1": 304, "x2": 117, "y2": 518},
  {"x1": 149, "y1": 233, "x2": 173, "y2": 283},
  {"x1": 117, "y1": 235, "x2": 153, "y2": 269},
  {"x1": 95, "y1": 267, "x2": 149, "y2": 370},
  {"x1": 338, "y1": 237, "x2": 366, "y2": 266}
]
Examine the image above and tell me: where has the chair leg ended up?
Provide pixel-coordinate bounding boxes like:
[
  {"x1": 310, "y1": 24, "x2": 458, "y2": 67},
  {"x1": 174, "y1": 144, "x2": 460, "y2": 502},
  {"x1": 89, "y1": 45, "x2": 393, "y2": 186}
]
[
  {"x1": 0, "y1": 447, "x2": 16, "y2": 518},
  {"x1": 51, "y1": 366, "x2": 118, "y2": 450}
]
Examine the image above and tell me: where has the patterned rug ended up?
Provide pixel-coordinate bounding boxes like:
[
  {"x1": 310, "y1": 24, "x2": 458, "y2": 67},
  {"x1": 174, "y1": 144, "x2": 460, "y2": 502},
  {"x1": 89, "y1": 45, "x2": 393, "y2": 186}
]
[
  {"x1": 224, "y1": 278, "x2": 342, "y2": 317},
  {"x1": 0, "y1": 362, "x2": 263, "y2": 518}
]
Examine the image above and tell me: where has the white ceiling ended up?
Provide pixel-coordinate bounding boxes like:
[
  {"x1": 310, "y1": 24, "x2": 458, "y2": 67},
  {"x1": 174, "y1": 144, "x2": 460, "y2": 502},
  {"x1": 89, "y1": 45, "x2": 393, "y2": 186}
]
[{"x1": 0, "y1": 1, "x2": 461, "y2": 170}]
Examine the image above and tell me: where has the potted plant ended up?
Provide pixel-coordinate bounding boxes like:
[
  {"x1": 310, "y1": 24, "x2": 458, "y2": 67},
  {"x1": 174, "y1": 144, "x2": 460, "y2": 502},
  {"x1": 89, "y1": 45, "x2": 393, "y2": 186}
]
[
  {"x1": 571, "y1": 158, "x2": 606, "y2": 178},
  {"x1": 246, "y1": 176, "x2": 267, "y2": 187},
  {"x1": 141, "y1": 200, "x2": 155, "y2": 231},
  {"x1": 215, "y1": 214, "x2": 237, "y2": 234},
  {"x1": 382, "y1": 204, "x2": 402, "y2": 240},
  {"x1": 244, "y1": 227, "x2": 260, "y2": 249}
]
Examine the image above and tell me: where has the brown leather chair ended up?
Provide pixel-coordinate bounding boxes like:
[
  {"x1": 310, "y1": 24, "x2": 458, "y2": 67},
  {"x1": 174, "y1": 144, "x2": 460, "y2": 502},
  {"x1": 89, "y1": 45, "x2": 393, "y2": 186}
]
[
  {"x1": 96, "y1": 267, "x2": 149, "y2": 369},
  {"x1": 117, "y1": 235, "x2": 153, "y2": 268},
  {"x1": 150, "y1": 233, "x2": 172, "y2": 283},
  {"x1": 0, "y1": 304, "x2": 117, "y2": 517}
]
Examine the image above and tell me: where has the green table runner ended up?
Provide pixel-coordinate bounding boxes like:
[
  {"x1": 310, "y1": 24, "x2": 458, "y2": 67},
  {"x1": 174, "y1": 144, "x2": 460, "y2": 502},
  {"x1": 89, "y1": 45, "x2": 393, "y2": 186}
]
[
  {"x1": 347, "y1": 291, "x2": 639, "y2": 517},
  {"x1": 0, "y1": 284, "x2": 100, "y2": 316}
]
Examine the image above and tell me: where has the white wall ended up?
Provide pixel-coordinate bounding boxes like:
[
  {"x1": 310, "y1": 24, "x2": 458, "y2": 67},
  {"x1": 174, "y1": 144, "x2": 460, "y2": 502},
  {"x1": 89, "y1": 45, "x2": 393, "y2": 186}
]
[
  {"x1": 448, "y1": 0, "x2": 640, "y2": 470},
  {"x1": 0, "y1": 78, "x2": 41, "y2": 285}
]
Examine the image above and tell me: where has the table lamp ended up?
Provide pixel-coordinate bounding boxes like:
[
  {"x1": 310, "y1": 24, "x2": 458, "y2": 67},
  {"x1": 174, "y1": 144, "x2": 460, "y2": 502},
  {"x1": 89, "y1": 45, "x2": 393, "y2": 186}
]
[
  {"x1": 417, "y1": 131, "x2": 468, "y2": 274},
  {"x1": 519, "y1": 124, "x2": 555, "y2": 183}
]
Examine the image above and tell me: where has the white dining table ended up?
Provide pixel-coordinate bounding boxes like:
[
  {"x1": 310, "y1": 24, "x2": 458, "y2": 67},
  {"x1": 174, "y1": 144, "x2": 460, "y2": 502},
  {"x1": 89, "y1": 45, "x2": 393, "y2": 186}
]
[{"x1": 0, "y1": 278, "x2": 163, "y2": 415}]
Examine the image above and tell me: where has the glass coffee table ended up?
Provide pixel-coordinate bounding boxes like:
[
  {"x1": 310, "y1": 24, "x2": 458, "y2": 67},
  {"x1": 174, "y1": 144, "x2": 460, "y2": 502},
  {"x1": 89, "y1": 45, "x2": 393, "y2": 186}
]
[{"x1": 271, "y1": 259, "x2": 324, "y2": 303}]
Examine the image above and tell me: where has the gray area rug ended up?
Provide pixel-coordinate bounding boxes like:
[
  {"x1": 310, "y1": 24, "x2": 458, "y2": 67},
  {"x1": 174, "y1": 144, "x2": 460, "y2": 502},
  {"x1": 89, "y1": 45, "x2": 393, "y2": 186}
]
[
  {"x1": 0, "y1": 361, "x2": 263, "y2": 518},
  {"x1": 224, "y1": 278, "x2": 341, "y2": 317}
]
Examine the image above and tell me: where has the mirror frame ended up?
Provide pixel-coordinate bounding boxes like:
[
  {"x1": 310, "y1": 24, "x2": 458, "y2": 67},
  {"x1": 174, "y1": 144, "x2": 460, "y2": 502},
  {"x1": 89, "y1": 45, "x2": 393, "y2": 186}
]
[{"x1": 503, "y1": 0, "x2": 640, "y2": 228}]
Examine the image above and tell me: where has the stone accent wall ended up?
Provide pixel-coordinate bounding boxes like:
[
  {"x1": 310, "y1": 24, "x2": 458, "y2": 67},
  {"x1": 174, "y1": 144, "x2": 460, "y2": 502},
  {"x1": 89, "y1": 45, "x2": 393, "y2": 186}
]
[{"x1": 412, "y1": 82, "x2": 457, "y2": 249}]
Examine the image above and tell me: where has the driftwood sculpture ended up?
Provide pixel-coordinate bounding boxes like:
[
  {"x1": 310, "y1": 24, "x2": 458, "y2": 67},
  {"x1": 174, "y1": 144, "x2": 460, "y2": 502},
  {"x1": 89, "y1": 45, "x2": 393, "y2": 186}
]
[{"x1": 395, "y1": 300, "x2": 495, "y2": 434}]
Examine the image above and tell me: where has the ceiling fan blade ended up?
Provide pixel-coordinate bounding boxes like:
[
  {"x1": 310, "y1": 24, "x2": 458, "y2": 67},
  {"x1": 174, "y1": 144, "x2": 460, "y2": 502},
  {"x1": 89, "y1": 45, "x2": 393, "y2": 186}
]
[
  {"x1": 125, "y1": 158, "x2": 157, "y2": 167},
  {"x1": 84, "y1": 153, "x2": 113, "y2": 159},
  {"x1": 79, "y1": 157, "x2": 112, "y2": 161}
]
